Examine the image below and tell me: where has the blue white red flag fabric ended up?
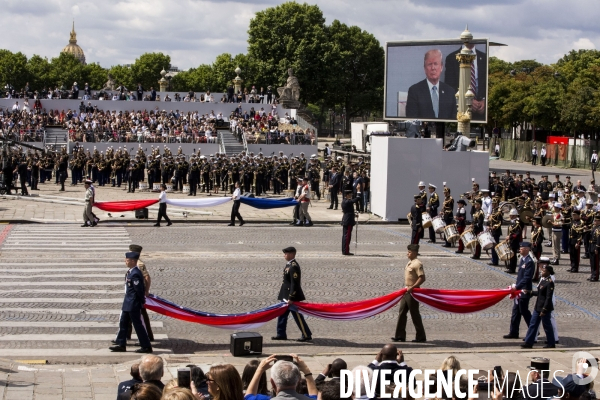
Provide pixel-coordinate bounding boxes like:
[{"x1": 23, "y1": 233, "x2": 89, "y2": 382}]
[{"x1": 144, "y1": 288, "x2": 517, "y2": 329}]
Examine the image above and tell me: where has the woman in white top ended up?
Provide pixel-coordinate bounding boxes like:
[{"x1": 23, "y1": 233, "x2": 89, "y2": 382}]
[{"x1": 228, "y1": 181, "x2": 244, "y2": 226}]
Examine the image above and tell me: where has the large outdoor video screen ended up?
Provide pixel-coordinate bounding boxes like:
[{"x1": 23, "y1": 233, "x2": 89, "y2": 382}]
[{"x1": 384, "y1": 39, "x2": 489, "y2": 123}]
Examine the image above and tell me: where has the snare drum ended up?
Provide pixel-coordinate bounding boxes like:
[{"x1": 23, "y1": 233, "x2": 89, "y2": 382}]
[
  {"x1": 460, "y1": 229, "x2": 478, "y2": 249},
  {"x1": 495, "y1": 242, "x2": 513, "y2": 261},
  {"x1": 166, "y1": 184, "x2": 174, "y2": 192},
  {"x1": 477, "y1": 231, "x2": 496, "y2": 250},
  {"x1": 153, "y1": 183, "x2": 161, "y2": 191},
  {"x1": 139, "y1": 182, "x2": 149, "y2": 191},
  {"x1": 443, "y1": 224, "x2": 460, "y2": 242},
  {"x1": 422, "y1": 212, "x2": 433, "y2": 228},
  {"x1": 183, "y1": 184, "x2": 190, "y2": 194},
  {"x1": 432, "y1": 216, "x2": 446, "y2": 233}
]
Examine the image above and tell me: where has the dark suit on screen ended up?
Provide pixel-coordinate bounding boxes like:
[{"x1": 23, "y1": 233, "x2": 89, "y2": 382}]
[
  {"x1": 405, "y1": 79, "x2": 457, "y2": 120},
  {"x1": 444, "y1": 47, "x2": 487, "y2": 120}
]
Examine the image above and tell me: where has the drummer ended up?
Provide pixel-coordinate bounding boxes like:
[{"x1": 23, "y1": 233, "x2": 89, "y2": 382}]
[
  {"x1": 442, "y1": 186, "x2": 454, "y2": 248},
  {"x1": 471, "y1": 199, "x2": 485, "y2": 260},
  {"x1": 455, "y1": 199, "x2": 468, "y2": 254}
]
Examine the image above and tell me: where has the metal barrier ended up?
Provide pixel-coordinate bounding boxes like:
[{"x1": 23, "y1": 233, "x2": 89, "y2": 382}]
[
  {"x1": 297, "y1": 114, "x2": 318, "y2": 144},
  {"x1": 489, "y1": 138, "x2": 598, "y2": 170}
]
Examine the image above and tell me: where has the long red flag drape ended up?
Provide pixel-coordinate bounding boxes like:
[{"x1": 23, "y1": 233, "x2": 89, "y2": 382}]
[
  {"x1": 144, "y1": 288, "x2": 519, "y2": 329},
  {"x1": 94, "y1": 199, "x2": 159, "y2": 212}
]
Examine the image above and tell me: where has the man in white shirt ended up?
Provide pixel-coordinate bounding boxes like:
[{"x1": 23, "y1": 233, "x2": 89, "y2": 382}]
[
  {"x1": 531, "y1": 145, "x2": 538, "y2": 165},
  {"x1": 228, "y1": 181, "x2": 245, "y2": 226},
  {"x1": 592, "y1": 149, "x2": 598, "y2": 172},
  {"x1": 154, "y1": 184, "x2": 172, "y2": 227},
  {"x1": 481, "y1": 189, "x2": 492, "y2": 220},
  {"x1": 540, "y1": 145, "x2": 547, "y2": 166}
]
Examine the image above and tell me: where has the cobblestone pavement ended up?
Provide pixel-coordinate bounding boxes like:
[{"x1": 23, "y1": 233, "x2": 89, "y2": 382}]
[{"x1": 1, "y1": 222, "x2": 600, "y2": 367}]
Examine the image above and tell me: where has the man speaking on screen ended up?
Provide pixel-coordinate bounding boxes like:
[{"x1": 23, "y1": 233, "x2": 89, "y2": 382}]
[{"x1": 405, "y1": 49, "x2": 457, "y2": 120}]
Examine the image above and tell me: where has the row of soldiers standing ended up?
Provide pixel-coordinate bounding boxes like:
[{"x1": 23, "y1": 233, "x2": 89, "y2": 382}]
[{"x1": 67, "y1": 146, "x2": 324, "y2": 197}]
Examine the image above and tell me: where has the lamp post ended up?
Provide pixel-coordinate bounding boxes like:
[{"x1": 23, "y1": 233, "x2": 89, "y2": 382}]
[
  {"x1": 342, "y1": 107, "x2": 346, "y2": 138},
  {"x1": 328, "y1": 108, "x2": 333, "y2": 138},
  {"x1": 455, "y1": 26, "x2": 476, "y2": 139}
]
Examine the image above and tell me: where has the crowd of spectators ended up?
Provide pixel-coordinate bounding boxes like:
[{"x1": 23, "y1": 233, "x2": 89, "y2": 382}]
[
  {"x1": 116, "y1": 347, "x2": 597, "y2": 400},
  {"x1": 62, "y1": 106, "x2": 228, "y2": 144},
  {"x1": 4, "y1": 82, "x2": 278, "y2": 105},
  {"x1": 0, "y1": 103, "x2": 47, "y2": 142},
  {"x1": 230, "y1": 109, "x2": 316, "y2": 146}
]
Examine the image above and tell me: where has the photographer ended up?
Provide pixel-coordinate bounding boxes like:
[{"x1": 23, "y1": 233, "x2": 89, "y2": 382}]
[{"x1": 245, "y1": 354, "x2": 317, "y2": 400}]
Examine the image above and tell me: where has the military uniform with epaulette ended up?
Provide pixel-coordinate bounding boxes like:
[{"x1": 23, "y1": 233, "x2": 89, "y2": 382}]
[{"x1": 273, "y1": 247, "x2": 312, "y2": 341}]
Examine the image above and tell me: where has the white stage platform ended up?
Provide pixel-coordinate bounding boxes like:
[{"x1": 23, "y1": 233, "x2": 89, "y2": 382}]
[{"x1": 371, "y1": 137, "x2": 489, "y2": 221}]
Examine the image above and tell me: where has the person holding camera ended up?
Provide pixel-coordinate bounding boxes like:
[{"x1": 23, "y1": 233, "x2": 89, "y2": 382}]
[{"x1": 246, "y1": 354, "x2": 316, "y2": 400}]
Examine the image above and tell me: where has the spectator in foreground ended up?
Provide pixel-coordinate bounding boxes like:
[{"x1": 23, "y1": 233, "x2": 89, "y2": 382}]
[
  {"x1": 242, "y1": 360, "x2": 269, "y2": 396},
  {"x1": 350, "y1": 366, "x2": 372, "y2": 400},
  {"x1": 367, "y1": 344, "x2": 412, "y2": 398},
  {"x1": 161, "y1": 387, "x2": 196, "y2": 400},
  {"x1": 246, "y1": 355, "x2": 316, "y2": 400},
  {"x1": 116, "y1": 363, "x2": 143, "y2": 399},
  {"x1": 317, "y1": 381, "x2": 343, "y2": 400},
  {"x1": 139, "y1": 355, "x2": 165, "y2": 391},
  {"x1": 206, "y1": 364, "x2": 244, "y2": 400},
  {"x1": 128, "y1": 382, "x2": 162, "y2": 400},
  {"x1": 315, "y1": 358, "x2": 347, "y2": 385}
]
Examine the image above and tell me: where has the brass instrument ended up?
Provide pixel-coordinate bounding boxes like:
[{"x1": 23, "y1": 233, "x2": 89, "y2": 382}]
[{"x1": 407, "y1": 212, "x2": 413, "y2": 225}]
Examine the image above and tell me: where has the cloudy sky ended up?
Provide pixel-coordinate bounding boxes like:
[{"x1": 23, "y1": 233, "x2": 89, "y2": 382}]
[{"x1": 0, "y1": 0, "x2": 597, "y2": 69}]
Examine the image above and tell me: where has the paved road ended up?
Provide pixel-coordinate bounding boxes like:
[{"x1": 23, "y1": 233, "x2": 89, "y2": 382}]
[{"x1": 1, "y1": 222, "x2": 600, "y2": 364}]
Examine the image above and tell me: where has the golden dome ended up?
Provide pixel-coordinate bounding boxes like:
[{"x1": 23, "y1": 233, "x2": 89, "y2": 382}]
[{"x1": 62, "y1": 21, "x2": 86, "y2": 65}]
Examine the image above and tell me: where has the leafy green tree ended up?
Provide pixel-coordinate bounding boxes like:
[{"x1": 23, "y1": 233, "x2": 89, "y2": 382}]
[
  {"x1": 247, "y1": 1, "x2": 328, "y2": 104},
  {"x1": 171, "y1": 64, "x2": 216, "y2": 92},
  {"x1": 323, "y1": 20, "x2": 384, "y2": 133},
  {"x1": 26, "y1": 55, "x2": 51, "y2": 91},
  {"x1": 48, "y1": 52, "x2": 84, "y2": 90},
  {"x1": 108, "y1": 64, "x2": 133, "y2": 89},
  {"x1": 83, "y1": 62, "x2": 108, "y2": 90},
  {"x1": 130, "y1": 52, "x2": 170, "y2": 90},
  {"x1": 0, "y1": 50, "x2": 29, "y2": 91}
]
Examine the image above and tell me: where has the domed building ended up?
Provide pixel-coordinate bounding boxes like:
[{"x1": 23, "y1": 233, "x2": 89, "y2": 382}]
[{"x1": 62, "y1": 21, "x2": 86, "y2": 65}]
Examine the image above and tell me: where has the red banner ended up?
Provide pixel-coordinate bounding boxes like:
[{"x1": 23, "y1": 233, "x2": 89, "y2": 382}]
[{"x1": 94, "y1": 199, "x2": 159, "y2": 212}]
